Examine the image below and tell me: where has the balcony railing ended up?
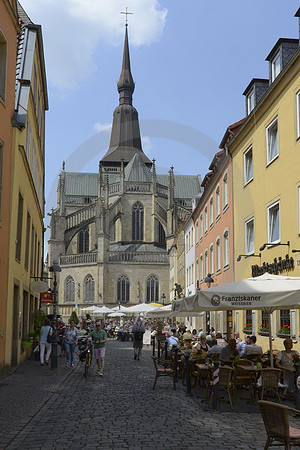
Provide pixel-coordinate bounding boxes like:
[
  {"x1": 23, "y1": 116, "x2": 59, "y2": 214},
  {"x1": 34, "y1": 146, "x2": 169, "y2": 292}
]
[
  {"x1": 108, "y1": 251, "x2": 168, "y2": 264},
  {"x1": 66, "y1": 204, "x2": 96, "y2": 229},
  {"x1": 60, "y1": 253, "x2": 97, "y2": 266}
]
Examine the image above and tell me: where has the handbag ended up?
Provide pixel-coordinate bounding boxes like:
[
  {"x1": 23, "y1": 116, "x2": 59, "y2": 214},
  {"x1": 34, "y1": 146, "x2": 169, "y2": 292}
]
[{"x1": 47, "y1": 327, "x2": 55, "y2": 344}]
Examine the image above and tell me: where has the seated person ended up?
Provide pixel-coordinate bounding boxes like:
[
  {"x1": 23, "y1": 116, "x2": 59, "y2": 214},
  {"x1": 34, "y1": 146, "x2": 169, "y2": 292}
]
[
  {"x1": 193, "y1": 335, "x2": 209, "y2": 352},
  {"x1": 237, "y1": 335, "x2": 250, "y2": 356},
  {"x1": 166, "y1": 331, "x2": 179, "y2": 351},
  {"x1": 220, "y1": 339, "x2": 237, "y2": 361},
  {"x1": 192, "y1": 329, "x2": 198, "y2": 338},
  {"x1": 216, "y1": 332, "x2": 226, "y2": 348},
  {"x1": 276, "y1": 338, "x2": 299, "y2": 395},
  {"x1": 243, "y1": 335, "x2": 262, "y2": 357},
  {"x1": 207, "y1": 338, "x2": 223, "y2": 356},
  {"x1": 182, "y1": 329, "x2": 193, "y2": 341}
]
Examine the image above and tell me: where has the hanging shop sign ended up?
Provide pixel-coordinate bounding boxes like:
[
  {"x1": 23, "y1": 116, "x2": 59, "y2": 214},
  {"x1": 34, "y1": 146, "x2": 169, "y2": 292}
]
[
  {"x1": 41, "y1": 292, "x2": 53, "y2": 303},
  {"x1": 252, "y1": 255, "x2": 294, "y2": 277}
]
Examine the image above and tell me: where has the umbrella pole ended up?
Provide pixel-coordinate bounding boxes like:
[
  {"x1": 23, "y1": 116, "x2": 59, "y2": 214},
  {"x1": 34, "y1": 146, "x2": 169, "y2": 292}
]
[{"x1": 268, "y1": 310, "x2": 273, "y2": 368}]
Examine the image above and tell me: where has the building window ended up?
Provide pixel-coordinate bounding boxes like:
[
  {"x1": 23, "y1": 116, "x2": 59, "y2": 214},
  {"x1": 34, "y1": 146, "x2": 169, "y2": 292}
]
[
  {"x1": 204, "y1": 206, "x2": 208, "y2": 233},
  {"x1": 204, "y1": 250, "x2": 208, "y2": 278},
  {"x1": 271, "y1": 52, "x2": 281, "y2": 82},
  {"x1": 216, "y1": 237, "x2": 221, "y2": 272},
  {"x1": 200, "y1": 254, "x2": 203, "y2": 281},
  {"x1": 209, "y1": 197, "x2": 214, "y2": 226},
  {"x1": 268, "y1": 201, "x2": 280, "y2": 244},
  {"x1": 110, "y1": 220, "x2": 116, "y2": 241},
  {"x1": 132, "y1": 201, "x2": 144, "y2": 240},
  {"x1": 297, "y1": 91, "x2": 300, "y2": 138},
  {"x1": 0, "y1": 32, "x2": 7, "y2": 101},
  {"x1": 64, "y1": 276, "x2": 75, "y2": 303},
  {"x1": 224, "y1": 229, "x2": 229, "y2": 267},
  {"x1": 196, "y1": 221, "x2": 199, "y2": 243},
  {"x1": 158, "y1": 221, "x2": 166, "y2": 248},
  {"x1": 266, "y1": 117, "x2": 278, "y2": 164},
  {"x1": 0, "y1": 141, "x2": 3, "y2": 221},
  {"x1": 84, "y1": 275, "x2": 94, "y2": 303},
  {"x1": 26, "y1": 120, "x2": 31, "y2": 163},
  {"x1": 247, "y1": 89, "x2": 255, "y2": 115},
  {"x1": 200, "y1": 214, "x2": 203, "y2": 238},
  {"x1": 223, "y1": 172, "x2": 228, "y2": 209},
  {"x1": 15, "y1": 192, "x2": 24, "y2": 261},
  {"x1": 191, "y1": 228, "x2": 194, "y2": 248},
  {"x1": 245, "y1": 217, "x2": 254, "y2": 254},
  {"x1": 245, "y1": 310, "x2": 252, "y2": 331},
  {"x1": 261, "y1": 310, "x2": 269, "y2": 328},
  {"x1": 216, "y1": 186, "x2": 220, "y2": 218},
  {"x1": 244, "y1": 146, "x2": 253, "y2": 184},
  {"x1": 146, "y1": 275, "x2": 159, "y2": 303},
  {"x1": 78, "y1": 227, "x2": 89, "y2": 253},
  {"x1": 24, "y1": 212, "x2": 31, "y2": 269},
  {"x1": 117, "y1": 275, "x2": 130, "y2": 303},
  {"x1": 210, "y1": 244, "x2": 214, "y2": 275},
  {"x1": 280, "y1": 310, "x2": 290, "y2": 331}
]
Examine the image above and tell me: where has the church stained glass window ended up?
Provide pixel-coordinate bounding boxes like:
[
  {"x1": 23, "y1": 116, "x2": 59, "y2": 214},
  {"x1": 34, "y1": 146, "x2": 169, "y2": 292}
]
[
  {"x1": 84, "y1": 275, "x2": 94, "y2": 303},
  {"x1": 78, "y1": 227, "x2": 89, "y2": 253},
  {"x1": 64, "y1": 276, "x2": 75, "y2": 303},
  {"x1": 132, "y1": 202, "x2": 144, "y2": 241},
  {"x1": 146, "y1": 275, "x2": 159, "y2": 303},
  {"x1": 117, "y1": 275, "x2": 130, "y2": 303}
]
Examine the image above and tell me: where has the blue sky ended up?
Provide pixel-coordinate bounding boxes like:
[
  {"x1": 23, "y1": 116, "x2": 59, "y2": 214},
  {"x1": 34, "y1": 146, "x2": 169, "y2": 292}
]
[{"x1": 20, "y1": 0, "x2": 300, "y2": 220}]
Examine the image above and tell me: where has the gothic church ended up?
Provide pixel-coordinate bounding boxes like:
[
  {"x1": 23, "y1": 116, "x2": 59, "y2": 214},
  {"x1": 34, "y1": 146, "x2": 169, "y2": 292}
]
[{"x1": 48, "y1": 26, "x2": 202, "y2": 317}]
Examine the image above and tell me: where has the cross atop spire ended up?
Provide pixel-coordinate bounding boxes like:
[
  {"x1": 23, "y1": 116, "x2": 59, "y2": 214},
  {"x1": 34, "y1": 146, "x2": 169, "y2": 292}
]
[{"x1": 121, "y1": 7, "x2": 133, "y2": 27}]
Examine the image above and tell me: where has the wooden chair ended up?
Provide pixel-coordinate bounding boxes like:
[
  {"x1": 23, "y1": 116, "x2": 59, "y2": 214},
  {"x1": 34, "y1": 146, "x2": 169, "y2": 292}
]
[
  {"x1": 233, "y1": 361, "x2": 255, "y2": 401},
  {"x1": 245, "y1": 353, "x2": 262, "y2": 362},
  {"x1": 207, "y1": 366, "x2": 235, "y2": 409},
  {"x1": 151, "y1": 356, "x2": 176, "y2": 390},
  {"x1": 258, "y1": 400, "x2": 300, "y2": 449},
  {"x1": 258, "y1": 368, "x2": 282, "y2": 403},
  {"x1": 233, "y1": 359, "x2": 254, "y2": 368}
]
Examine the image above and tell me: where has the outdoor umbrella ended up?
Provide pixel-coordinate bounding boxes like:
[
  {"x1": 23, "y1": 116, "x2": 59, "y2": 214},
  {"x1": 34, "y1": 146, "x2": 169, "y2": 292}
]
[
  {"x1": 110, "y1": 305, "x2": 130, "y2": 313},
  {"x1": 147, "y1": 304, "x2": 173, "y2": 317},
  {"x1": 107, "y1": 312, "x2": 126, "y2": 317},
  {"x1": 81, "y1": 306, "x2": 97, "y2": 311},
  {"x1": 92, "y1": 306, "x2": 113, "y2": 314},
  {"x1": 125, "y1": 303, "x2": 158, "y2": 313},
  {"x1": 172, "y1": 273, "x2": 300, "y2": 366}
]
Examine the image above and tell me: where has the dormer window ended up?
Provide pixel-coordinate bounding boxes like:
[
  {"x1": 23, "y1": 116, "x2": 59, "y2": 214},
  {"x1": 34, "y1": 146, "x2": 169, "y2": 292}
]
[
  {"x1": 271, "y1": 52, "x2": 281, "y2": 82},
  {"x1": 247, "y1": 89, "x2": 255, "y2": 115}
]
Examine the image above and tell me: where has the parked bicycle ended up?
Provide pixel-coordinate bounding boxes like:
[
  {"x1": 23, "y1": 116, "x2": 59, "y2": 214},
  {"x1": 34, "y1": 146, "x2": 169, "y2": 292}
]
[{"x1": 78, "y1": 336, "x2": 93, "y2": 377}]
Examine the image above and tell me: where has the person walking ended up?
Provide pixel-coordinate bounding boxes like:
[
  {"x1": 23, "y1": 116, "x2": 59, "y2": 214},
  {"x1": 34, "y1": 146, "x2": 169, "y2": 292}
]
[
  {"x1": 132, "y1": 318, "x2": 145, "y2": 361},
  {"x1": 39, "y1": 319, "x2": 53, "y2": 366},
  {"x1": 64, "y1": 320, "x2": 79, "y2": 367},
  {"x1": 89, "y1": 322, "x2": 107, "y2": 376}
]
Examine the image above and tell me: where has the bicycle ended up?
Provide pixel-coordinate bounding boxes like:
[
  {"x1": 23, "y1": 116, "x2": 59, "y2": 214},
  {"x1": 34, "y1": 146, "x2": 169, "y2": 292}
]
[{"x1": 78, "y1": 337, "x2": 93, "y2": 378}]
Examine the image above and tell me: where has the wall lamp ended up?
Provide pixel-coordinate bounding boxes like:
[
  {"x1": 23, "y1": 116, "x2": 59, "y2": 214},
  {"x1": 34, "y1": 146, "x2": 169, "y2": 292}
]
[
  {"x1": 237, "y1": 253, "x2": 261, "y2": 262},
  {"x1": 259, "y1": 241, "x2": 290, "y2": 252},
  {"x1": 204, "y1": 273, "x2": 214, "y2": 288},
  {"x1": 292, "y1": 249, "x2": 300, "y2": 253}
]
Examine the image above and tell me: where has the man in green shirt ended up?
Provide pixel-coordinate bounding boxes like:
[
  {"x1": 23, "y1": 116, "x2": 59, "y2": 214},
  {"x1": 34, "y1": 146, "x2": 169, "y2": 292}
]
[{"x1": 89, "y1": 323, "x2": 107, "y2": 376}]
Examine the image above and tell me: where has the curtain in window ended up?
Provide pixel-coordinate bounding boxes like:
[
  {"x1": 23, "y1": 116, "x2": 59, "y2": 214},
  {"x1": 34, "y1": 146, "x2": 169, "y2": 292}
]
[
  {"x1": 64, "y1": 276, "x2": 75, "y2": 303},
  {"x1": 84, "y1": 275, "x2": 94, "y2": 303},
  {"x1": 117, "y1": 276, "x2": 130, "y2": 303},
  {"x1": 146, "y1": 275, "x2": 159, "y2": 302}
]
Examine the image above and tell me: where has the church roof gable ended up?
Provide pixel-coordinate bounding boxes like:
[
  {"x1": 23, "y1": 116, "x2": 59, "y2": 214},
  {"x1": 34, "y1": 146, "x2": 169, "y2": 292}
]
[{"x1": 124, "y1": 153, "x2": 152, "y2": 182}]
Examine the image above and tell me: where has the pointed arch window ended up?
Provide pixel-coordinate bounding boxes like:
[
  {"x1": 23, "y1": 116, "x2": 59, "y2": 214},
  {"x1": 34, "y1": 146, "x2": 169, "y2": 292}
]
[
  {"x1": 158, "y1": 221, "x2": 166, "y2": 248},
  {"x1": 110, "y1": 220, "x2": 116, "y2": 241},
  {"x1": 132, "y1": 202, "x2": 144, "y2": 240},
  {"x1": 146, "y1": 275, "x2": 159, "y2": 303},
  {"x1": 84, "y1": 275, "x2": 94, "y2": 303},
  {"x1": 117, "y1": 275, "x2": 130, "y2": 303},
  {"x1": 64, "y1": 276, "x2": 75, "y2": 303},
  {"x1": 78, "y1": 227, "x2": 89, "y2": 253}
]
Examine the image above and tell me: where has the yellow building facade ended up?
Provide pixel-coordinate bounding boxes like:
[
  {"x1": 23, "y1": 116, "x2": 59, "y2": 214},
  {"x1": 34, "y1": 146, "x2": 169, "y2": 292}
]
[
  {"x1": 229, "y1": 38, "x2": 300, "y2": 353},
  {"x1": 5, "y1": 5, "x2": 48, "y2": 367}
]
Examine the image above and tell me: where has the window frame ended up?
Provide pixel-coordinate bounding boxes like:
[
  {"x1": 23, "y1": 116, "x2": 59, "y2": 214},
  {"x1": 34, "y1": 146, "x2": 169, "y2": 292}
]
[
  {"x1": 222, "y1": 171, "x2": 229, "y2": 210},
  {"x1": 216, "y1": 185, "x2": 220, "y2": 219},
  {"x1": 216, "y1": 236, "x2": 221, "y2": 273},
  {"x1": 223, "y1": 228, "x2": 229, "y2": 268},
  {"x1": 209, "y1": 243, "x2": 214, "y2": 275},
  {"x1": 209, "y1": 197, "x2": 214, "y2": 227},
  {"x1": 296, "y1": 91, "x2": 300, "y2": 139},
  {"x1": 244, "y1": 145, "x2": 253, "y2": 185},
  {"x1": 267, "y1": 200, "x2": 280, "y2": 245},
  {"x1": 204, "y1": 206, "x2": 208, "y2": 234},
  {"x1": 247, "y1": 88, "x2": 255, "y2": 115},
  {"x1": 245, "y1": 217, "x2": 255, "y2": 255},
  {"x1": 266, "y1": 116, "x2": 279, "y2": 165},
  {"x1": 0, "y1": 31, "x2": 7, "y2": 102},
  {"x1": 271, "y1": 51, "x2": 281, "y2": 82}
]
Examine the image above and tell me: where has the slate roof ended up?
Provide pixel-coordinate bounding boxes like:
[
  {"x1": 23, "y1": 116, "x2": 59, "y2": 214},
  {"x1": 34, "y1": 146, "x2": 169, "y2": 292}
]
[
  {"x1": 157, "y1": 174, "x2": 202, "y2": 199},
  {"x1": 124, "y1": 153, "x2": 152, "y2": 182}
]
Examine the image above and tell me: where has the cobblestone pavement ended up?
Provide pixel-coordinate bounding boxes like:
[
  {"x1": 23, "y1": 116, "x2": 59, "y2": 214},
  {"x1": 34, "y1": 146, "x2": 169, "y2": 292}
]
[{"x1": 0, "y1": 340, "x2": 297, "y2": 449}]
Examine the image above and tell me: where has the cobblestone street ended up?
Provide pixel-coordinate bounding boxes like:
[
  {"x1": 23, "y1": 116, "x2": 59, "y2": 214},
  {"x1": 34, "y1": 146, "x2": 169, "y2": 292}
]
[{"x1": 0, "y1": 340, "x2": 293, "y2": 449}]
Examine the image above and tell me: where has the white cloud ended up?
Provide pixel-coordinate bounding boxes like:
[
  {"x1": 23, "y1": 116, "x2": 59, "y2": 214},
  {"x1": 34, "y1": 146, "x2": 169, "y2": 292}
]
[
  {"x1": 20, "y1": 0, "x2": 167, "y2": 91},
  {"x1": 94, "y1": 122, "x2": 112, "y2": 133},
  {"x1": 141, "y1": 135, "x2": 153, "y2": 152}
]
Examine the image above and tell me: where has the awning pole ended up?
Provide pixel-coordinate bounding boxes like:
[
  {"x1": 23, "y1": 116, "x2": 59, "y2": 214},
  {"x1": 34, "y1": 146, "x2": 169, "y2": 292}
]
[{"x1": 268, "y1": 310, "x2": 273, "y2": 368}]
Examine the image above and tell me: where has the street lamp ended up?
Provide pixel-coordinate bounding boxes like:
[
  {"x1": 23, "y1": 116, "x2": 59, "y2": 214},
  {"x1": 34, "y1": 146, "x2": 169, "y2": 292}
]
[
  {"x1": 204, "y1": 274, "x2": 214, "y2": 335},
  {"x1": 49, "y1": 259, "x2": 61, "y2": 369},
  {"x1": 259, "y1": 241, "x2": 290, "y2": 251},
  {"x1": 237, "y1": 253, "x2": 261, "y2": 262},
  {"x1": 161, "y1": 293, "x2": 166, "y2": 306}
]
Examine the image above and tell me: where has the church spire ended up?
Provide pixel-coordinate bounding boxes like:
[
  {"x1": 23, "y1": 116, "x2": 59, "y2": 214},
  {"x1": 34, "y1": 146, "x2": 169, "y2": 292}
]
[{"x1": 117, "y1": 26, "x2": 135, "y2": 105}]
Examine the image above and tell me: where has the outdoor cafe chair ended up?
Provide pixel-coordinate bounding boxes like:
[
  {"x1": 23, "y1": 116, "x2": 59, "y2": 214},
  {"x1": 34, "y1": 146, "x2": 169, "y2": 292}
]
[
  {"x1": 151, "y1": 356, "x2": 176, "y2": 390},
  {"x1": 207, "y1": 366, "x2": 235, "y2": 409},
  {"x1": 257, "y1": 368, "x2": 282, "y2": 403},
  {"x1": 258, "y1": 400, "x2": 300, "y2": 449},
  {"x1": 233, "y1": 361, "x2": 255, "y2": 401}
]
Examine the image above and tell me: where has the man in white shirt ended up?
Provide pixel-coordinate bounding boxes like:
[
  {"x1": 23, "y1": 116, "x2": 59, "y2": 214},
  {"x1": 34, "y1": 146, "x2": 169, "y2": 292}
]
[
  {"x1": 237, "y1": 335, "x2": 250, "y2": 355},
  {"x1": 243, "y1": 335, "x2": 262, "y2": 357}
]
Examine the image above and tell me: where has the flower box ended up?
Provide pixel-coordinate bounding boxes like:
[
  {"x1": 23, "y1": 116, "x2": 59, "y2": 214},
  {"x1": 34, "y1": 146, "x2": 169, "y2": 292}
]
[
  {"x1": 258, "y1": 331, "x2": 269, "y2": 336},
  {"x1": 277, "y1": 333, "x2": 291, "y2": 338},
  {"x1": 242, "y1": 329, "x2": 252, "y2": 335}
]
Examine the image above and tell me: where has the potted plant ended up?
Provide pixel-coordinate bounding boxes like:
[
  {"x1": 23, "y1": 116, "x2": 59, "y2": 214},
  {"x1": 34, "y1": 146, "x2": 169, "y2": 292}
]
[
  {"x1": 243, "y1": 323, "x2": 252, "y2": 334},
  {"x1": 277, "y1": 325, "x2": 291, "y2": 337},
  {"x1": 258, "y1": 324, "x2": 269, "y2": 336}
]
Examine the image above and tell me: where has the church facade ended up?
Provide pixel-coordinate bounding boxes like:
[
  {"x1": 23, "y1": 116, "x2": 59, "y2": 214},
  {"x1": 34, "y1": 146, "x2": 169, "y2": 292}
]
[{"x1": 48, "y1": 26, "x2": 202, "y2": 317}]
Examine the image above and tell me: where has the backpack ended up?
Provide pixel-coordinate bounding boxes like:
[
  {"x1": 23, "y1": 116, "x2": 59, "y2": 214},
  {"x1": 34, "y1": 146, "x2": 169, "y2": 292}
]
[{"x1": 134, "y1": 330, "x2": 144, "y2": 341}]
